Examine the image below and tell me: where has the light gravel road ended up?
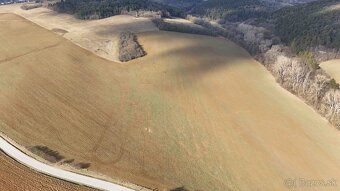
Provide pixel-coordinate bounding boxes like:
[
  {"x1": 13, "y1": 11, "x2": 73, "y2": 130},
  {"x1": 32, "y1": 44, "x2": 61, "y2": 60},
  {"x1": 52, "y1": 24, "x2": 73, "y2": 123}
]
[{"x1": 0, "y1": 136, "x2": 135, "y2": 191}]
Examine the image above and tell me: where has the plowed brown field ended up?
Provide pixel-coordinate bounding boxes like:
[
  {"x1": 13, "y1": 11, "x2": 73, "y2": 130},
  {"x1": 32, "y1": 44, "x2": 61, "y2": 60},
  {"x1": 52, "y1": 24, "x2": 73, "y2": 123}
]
[{"x1": 0, "y1": 151, "x2": 96, "y2": 191}]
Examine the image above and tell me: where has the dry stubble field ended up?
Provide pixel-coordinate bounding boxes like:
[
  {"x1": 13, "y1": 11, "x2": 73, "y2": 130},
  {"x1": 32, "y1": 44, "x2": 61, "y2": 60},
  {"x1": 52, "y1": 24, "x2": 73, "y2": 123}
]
[
  {"x1": 0, "y1": 4, "x2": 158, "y2": 62},
  {"x1": 0, "y1": 13, "x2": 340, "y2": 191},
  {"x1": 320, "y1": 59, "x2": 340, "y2": 82}
]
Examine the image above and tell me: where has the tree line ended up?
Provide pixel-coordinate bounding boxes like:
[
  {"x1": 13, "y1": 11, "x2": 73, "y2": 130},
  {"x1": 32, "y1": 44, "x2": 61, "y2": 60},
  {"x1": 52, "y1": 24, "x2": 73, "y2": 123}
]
[
  {"x1": 189, "y1": 0, "x2": 271, "y2": 22},
  {"x1": 52, "y1": 0, "x2": 185, "y2": 19}
]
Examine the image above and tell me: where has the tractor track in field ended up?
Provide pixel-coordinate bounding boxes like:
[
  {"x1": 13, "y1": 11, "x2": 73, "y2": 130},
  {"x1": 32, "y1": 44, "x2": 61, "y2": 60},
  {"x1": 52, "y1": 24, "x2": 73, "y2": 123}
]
[{"x1": 0, "y1": 39, "x2": 66, "y2": 64}]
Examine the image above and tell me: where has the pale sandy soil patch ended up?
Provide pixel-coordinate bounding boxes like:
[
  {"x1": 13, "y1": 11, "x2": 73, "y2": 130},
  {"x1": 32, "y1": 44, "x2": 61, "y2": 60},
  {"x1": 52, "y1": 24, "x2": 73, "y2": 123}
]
[
  {"x1": 163, "y1": 18, "x2": 205, "y2": 29},
  {"x1": 320, "y1": 59, "x2": 340, "y2": 82},
  {"x1": 0, "y1": 13, "x2": 340, "y2": 191},
  {"x1": 321, "y1": 2, "x2": 340, "y2": 13},
  {"x1": 0, "y1": 4, "x2": 158, "y2": 62},
  {"x1": 52, "y1": 28, "x2": 69, "y2": 36}
]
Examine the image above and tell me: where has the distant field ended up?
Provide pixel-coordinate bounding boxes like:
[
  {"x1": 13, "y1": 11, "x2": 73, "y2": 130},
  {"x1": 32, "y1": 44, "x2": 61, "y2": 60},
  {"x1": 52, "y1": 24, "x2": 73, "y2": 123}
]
[
  {"x1": 0, "y1": 151, "x2": 96, "y2": 191},
  {"x1": 0, "y1": 13, "x2": 340, "y2": 191},
  {"x1": 0, "y1": 4, "x2": 158, "y2": 62},
  {"x1": 320, "y1": 59, "x2": 340, "y2": 82}
]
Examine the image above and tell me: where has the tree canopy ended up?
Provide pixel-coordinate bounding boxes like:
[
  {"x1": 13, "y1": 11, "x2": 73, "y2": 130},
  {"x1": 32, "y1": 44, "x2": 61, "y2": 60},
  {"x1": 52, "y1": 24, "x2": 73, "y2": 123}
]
[
  {"x1": 53, "y1": 0, "x2": 185, "y2": 19},
  {"x1": 274, "y1": 0, "x2": 340, "y2": 52},
  {"x1": 190, "y1": 0, "x2": 270, "y2": 22}
]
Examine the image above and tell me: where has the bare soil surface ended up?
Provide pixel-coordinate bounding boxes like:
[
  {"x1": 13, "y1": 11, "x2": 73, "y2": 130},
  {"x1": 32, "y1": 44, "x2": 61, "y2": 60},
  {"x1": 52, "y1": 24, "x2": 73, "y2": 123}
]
[
  {"x1": 320, "y1": 59, "x2": 340, "y2": 82},
  {"x1": 0, "y1": 13, "x2": 339, "y2": 191},
  {"x1": 0, "y1": 4, "x2": 158, "y2": 62},
  {"x1": 0, "y1": 151, "x2": 97, "y2": 191}
]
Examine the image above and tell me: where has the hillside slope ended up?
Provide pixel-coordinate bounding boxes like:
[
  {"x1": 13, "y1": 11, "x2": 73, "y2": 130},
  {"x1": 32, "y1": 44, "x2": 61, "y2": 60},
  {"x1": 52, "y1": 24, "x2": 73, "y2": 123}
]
[{"x1": 0, "y1": 13, "x2": 340, "y2": 191}]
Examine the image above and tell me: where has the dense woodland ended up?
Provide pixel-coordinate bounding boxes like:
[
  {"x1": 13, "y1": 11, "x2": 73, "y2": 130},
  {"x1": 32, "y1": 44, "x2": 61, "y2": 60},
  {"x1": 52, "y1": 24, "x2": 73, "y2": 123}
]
[
  {"x1": 53, "y1": 0, "x2": 184, "y2": 19},
  {"x1": 151, "y1": 0, "x2": 201, "y2": 10},
  {"x1": 53, "y1": 0, "x2": 274, "y2": 22},
  {"x1": 274, "y1": 0, "x2": 340, "y2": 53},
  {"x1": 156, "y1": 0, "x2": 339, "y2": 53},
  {"x1": 152, "y1": 18, "x2": 216, "y2": 36},
  {"x1": 190, "y1": 0, "x2": 271, "y2": 22}
]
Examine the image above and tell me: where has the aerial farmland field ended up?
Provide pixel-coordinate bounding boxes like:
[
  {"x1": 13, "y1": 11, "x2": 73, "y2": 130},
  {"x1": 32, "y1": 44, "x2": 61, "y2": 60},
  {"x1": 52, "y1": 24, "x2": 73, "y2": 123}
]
[{"x1": 0, "y1": 12, "x2": 339, "y2": 191}]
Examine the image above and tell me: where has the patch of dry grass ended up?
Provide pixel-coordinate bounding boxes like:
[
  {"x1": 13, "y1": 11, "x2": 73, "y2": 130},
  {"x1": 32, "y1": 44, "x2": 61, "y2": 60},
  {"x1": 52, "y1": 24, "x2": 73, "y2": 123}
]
[
  {"x1": 0, "y1": 4, "x2": 158, "y2": 62},
  {"x1": 321, "y1": 59, "x2": 340, "y2": 82}
]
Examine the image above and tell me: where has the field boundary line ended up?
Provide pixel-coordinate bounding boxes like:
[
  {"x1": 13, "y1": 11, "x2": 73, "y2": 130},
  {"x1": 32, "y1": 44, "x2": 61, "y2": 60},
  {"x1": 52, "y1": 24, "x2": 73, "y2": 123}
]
[{"x1": 0, "y1": 39, "x2": 66, "y2": 64}]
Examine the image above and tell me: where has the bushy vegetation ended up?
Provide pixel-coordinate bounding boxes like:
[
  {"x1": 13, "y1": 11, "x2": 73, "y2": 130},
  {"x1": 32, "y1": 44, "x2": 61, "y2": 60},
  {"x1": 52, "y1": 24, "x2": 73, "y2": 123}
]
[
  {"x1": 190, "y1": 0, "x2": 270, "y2": 22},
  {"x1": 118, "y1": 32, "x2": 146, "y2": 62},
  {"x1": 329, "y1": 79, "x2": 340, "y2": 90},
  {"x1": 274, "y1": 0, "x2": 340, "y2": 53},
  {"x1": 298, "y1": 51, "x2": 320, "y2": 71},
  {"x1": 152, "y1": 18, "x2": 216, "y2": 36},
  {"x1": 53, "y1": 0, "x2": 185, "y2": 19},
  {"x1": 21, "y1": 3, "x2": 42, "y2": 10}
]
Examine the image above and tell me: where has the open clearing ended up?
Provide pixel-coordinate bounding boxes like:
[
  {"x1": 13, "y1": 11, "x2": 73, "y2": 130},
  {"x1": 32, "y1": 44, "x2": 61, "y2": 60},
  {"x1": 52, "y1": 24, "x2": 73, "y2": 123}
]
[
  {"x1": 0, "y1": 13, "x2": 340, "y2": 191},
  {"x1": 320, "y1": 59, "x2": 340, "y2": 82},
  {"x1": 0, "y1": 150, "x2": 96, "y2": 191},
  {"x1": 0, "y1": 4, "x2": 158, "y2": 62}
]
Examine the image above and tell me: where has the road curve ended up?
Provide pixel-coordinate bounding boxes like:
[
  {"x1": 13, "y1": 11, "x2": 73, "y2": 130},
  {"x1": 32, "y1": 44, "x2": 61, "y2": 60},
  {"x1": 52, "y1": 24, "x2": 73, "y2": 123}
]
[{"x1": 0, "y1": 136, "x2": 135, "y2": 191}]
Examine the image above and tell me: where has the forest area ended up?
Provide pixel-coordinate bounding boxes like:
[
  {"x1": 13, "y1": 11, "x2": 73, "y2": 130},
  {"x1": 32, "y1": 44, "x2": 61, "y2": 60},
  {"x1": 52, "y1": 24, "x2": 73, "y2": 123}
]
[
  {"x1": 52, "y1": 0, "x2": 184, "y2": 19},
  {"x1": 274, "y1": 0, "x2": 340, "y2": 53}
]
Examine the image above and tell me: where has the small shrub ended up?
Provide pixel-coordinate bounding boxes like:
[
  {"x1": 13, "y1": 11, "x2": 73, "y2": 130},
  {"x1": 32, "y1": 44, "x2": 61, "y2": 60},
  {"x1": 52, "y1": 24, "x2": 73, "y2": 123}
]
[
  {"x1": 329, "y1": 79, "x2": 340, "y2": 90},
  {"x1": 299, "y1": 51, "x2": 320, "y2": 71}
]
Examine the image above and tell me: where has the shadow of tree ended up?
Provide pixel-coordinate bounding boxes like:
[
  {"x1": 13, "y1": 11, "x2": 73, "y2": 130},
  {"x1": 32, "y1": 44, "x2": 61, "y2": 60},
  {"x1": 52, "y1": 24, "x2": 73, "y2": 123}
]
[
  {"x1": 29, "y1": 145, "x2": 65, "y2": 163},
  {"x1": 170, "y1": 186, "x2": 190, "y2": 191},
  {"x1": 29, "y1": 145, "x2": 91, "y2": 170}
]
